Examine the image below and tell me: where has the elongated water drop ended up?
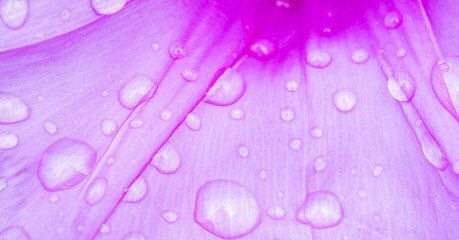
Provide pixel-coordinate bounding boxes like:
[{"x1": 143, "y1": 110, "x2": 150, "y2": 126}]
[
  {"x1": 85, "y1": 177, "x2": 107, "y2": 205},
  {"x1": 0, "y1": 93, "x2": 30, "y2": 124},
  {"x1": 431, "y1": 56, "x2": 459, "y2": 120},
  {"x1": 387, "y1": 72, "x2": 416, "y2": 102},
  {"x1": 151, "y1": 144, "x2": 180, "y2": 174},
  {"x1": 194, "y1": 179, "x2": 261, "y2": 239},
  {"x1": 384, "y1": 11, "x2": 403, "y2": 29},
  {"x1": 0, "y1": 132, "x2": 18, "y2": 150},
  {"x1": 161, "y1": 210, "x2": 178, "y2": 223},
  {"x1": 333, "y1": 89, "x2": 356, "y2": 112},
  {"x1": 185, "y1": 113, "x2": 201, "y2": 131},
  {"x1": 0, "y1": 226, "x2": 31, "y2": 240},
  {"x1": 0, "y1": 177, "x2": 7, "y2": 192},
  {"x1": 420, "y1": 134, "x2": 448, "y2": 170},
  {"x1": 123, "y1": 177, "x2": 147, "y2": 203},
  {"x1": 295, "y1": 191, "x2": 343, "y2": 229},
  {"x1": 0, "y1": 0, "x2": 28, "y2": 29},
  {"x1": 37, "y1": 138, "x2": 96, "y2": 191},
  {"x1": 118, "y1": 76, "x2": 157, "y2": 109},
  {"x1": 306, "y1": 50, "x2": 331, "y2": 68},
  {"x1": 91, "y1": 0, "x2": 127, "y2": 15},
  {"x1": 204, "y1": 68, "x2": 245, "y2": 106}
]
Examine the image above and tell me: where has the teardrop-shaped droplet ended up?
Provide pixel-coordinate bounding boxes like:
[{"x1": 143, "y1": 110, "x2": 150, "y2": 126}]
[
  {"x1": 204, "y1": 68, "x2": 246, "y2": 106},
  {"x1": 306, "y1": 50, "x2": 331, "y2": 68},
  {"x1": 295, "y1": 191, "x2": 344, "y2": 229},
  {"x1": 0, "y1": 132, "x2": 18, "y2": 150},
  {"x1": 237, "y1": 145, "x2": 249, "y2": 158},
  {"x1": 182, "y1": 69, "x2": 198, "y2": 82},
  {"x1": 431, "y1": 57, "x2": 459, "y2": 120},
  {"x1": 285, "y1": 80, "x2": 299, "y2": 92},
  {"x1": 85, "y1": 177, "x2": 107, "y2": 205},
  {"x1": 123, "y1": 177, "x2": 147, "y2": 203},
  {"x1": 168, "y1": 41, "x2": 188, "y2": 59},
  {"x1": 91, "y1": 0, "x2": 127, "y2": 15},
  {"x1": 0, "y1": 93, "x2": 30, "y2": 124},
  {"x1": 37, "y1": 138, "x2": 97, "y2": 191},
  {"x1": 313, "y1": 156, "x2": 326, "y2": 171},
  {"x1": 151, "y1": 144, "x2": 180, "y2": 174},
  {"x1": 118, "y1": 76, "x2": 157, "y2": 109},
  {"x1": 280, "y1": 107, "x2": 295, "y2": 122},
  {"x1": 266, "y1": 206, "x2": 285, "y2": 220},
  {"x1": 43, "y1": 120, "x2": 57, "y2": 135},
  {"x1": 387, "y1": 72, "x2": 416, "y2": 102},
  {"x1": 0, "y1": 226, "x2": 31, "y2": 240},
  {"x1": 310, "y1": 127, "x2": 323, "y2": 138},
  {"x1": 161, "y1": 210, "x2": 178, "y2": 223},
  {"x1": 0, "y1": 0, "x2": 28, "y2": 29},
  {"x1": 0, "y1": 177, "x2": 7, "y2": 192},
  {"x1": 420, "y1": 134, "x2": 448, "y2": 170},
  {"x1": 101, "y1": 119, "x2": 117, "y2": 136},
  {"x1": 194, "y1": 179, "x2": 261, "y2": 239},
  {"x1": 288, "y1": 138, "x2": 302, "y2": 151},
  {"x1": 122, "y1": 232, "x2": 146, "y2": 240},
  {"x1": 350, "y1": 49, "x2": 369, "y2": 64},
  {"x1": 384, "y1": 11, "x2": 403, "y2": 29},
  {"x1": 185, "y1": 113, "x2": 201, "y2": 131},
  {"x1": 333, "y1": 89, "x2": 356, "y2": 112},
  {"x1": 230, "y1": 108, "x2": 244, "y2": 120},
  {"x1": 248, "y1": 39, "x2": 276, "y2": 60}
]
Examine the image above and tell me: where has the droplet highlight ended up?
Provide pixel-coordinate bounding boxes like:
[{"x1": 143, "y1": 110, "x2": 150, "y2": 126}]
[
  {"x1": 295, "y1": 191, "x2": 344, "y2": 229},
  {"x1": 372, "y1": 165, "x2": 383, "y2": 177},
  {"x1": 0, "y1": 93, "x2": 30, "y2": 124},
  {"x1": 237, "y1": 145, "x2": 249, "y2": 158},
  {"x1": 182, "y1": 69, "x2": 198, "y2": 82},
  {"x1": 43, "y1": 120, "x2": 57, "y2": 135},
  {"x1": 230, "y1": 108, "x2": 244, "y2": 120},
  {"x1": 288, "y1": 138, "x2": 302, "y2": 151},
  {"x1": 151, "y1": 144, "x2": 180, "y2": 174},
  {"x1": 351, "y1": 49, "x2": 369, "y2": 64},
  {"x1": 160, "y1": 109, "x2": 172, "y2": 121},
  {"x1": 311, "y1": 127, "x2": 323, "y2": 138},
  {"x1": 168, "y1": 41, "x2": 188, "y2": 59},
  {"x1": 248, "y1": 39, "x2": 276, "y2": 60},
  {"x1": 118, "y1": 76, "x2": 157, "y2": 109},
  {"x1": 84, "y1": 177, "x2": 107, "y2": 205},
  {"x1": 313, "y1": 156, "x2": 326, "y2": 171}
]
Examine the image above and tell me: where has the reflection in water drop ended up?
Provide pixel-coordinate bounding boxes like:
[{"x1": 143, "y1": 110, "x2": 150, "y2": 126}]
[
  {"x1": 431, "y1": 57, "x2": 459, "y2": 120},
  {"x1": 185, "y1": 113, "x2": 201, "y2": 131}
]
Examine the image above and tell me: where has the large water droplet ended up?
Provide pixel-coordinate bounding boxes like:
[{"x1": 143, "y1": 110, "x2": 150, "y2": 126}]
[
  {"x1": 431, "y1": 57, "x2": 459, "y2": 120},
  {"x1": 248, "y1": 39, "x2": 276, "y2": 60},
  {"x1": 0, "y1": 177, "x2": 7, "y2": 192},
  {"x1": 306, "y1": 50, "x2": 331, "y2": 68},
  {"x1": 91, "y1": 0, "x2": 127, "y2": 15},
  {"x1": 37, "y1": 138, "x2": 97, "y2": 191},
  {"x1": 194, "y1": 179, "x2": 261, "y2": 239},
  {"x1": 384, "y1": 11, "x2": 403, "y2": 29},
  {"x1": 295, "y1": 191, "x2": 344, "y2": 229},
  {"x1": 101, "y1": 119, "x2": 117, "y2": 136},
  {"x1": 185, "y1": 113, "x2": 201, "y2": 131},
  {"x1": 84, "y1": 177, "x2": 107, "y2": 205},
  {"x1": 333, "y1": 89, "x2": 356, "y2": 112},
  {"x1": 123, "y1": 177, "x2": 147, "y2": 203},
  {"x1": 0, "y1": 132, "x2": 18, "y2": 150},
  {"x1": 43, "y1": 120, "x2": 57, "y2": 135},
  {"x1": 204, "y1": 68, "x2": 245, "y2": 106},
  {"x1": 230, "y1": 107, "x2": 244, "y2": 120},
  {"x1": 313, "y1": 156, "x2": 326, "y2": 171},
  {"x1": 387, "y1": 72, "x2": 416, "y2": 102},
  {"x1": 280, "y1": 107, "x2": 295, "y2": 122},
  {"x1": 161, "y1": 210, "x2": 178, "y2": 223},
  {"x1": 0, "y1": 93, "x2": 30, "y2": 124},
  {"x1": 266, "y1": 206, "x2": 285, "y2": 220},
  {"x1": 0, "y1": 226, "x2": 31, "y2": 240},
  {"x1": 122, "y1": 232, "x2": 146, "y2": 240},
  {"x1": 350, "y1": 49, "x2": 369, "y2": 64},
  {"x1": 118, "y1": 76, "x2": 157, "y2": 109},
  {"x1": 151, "y1": 144, "x2": 180, "y2": 174},
  {"x1": 0, "y1": 0, "x2": 28, "y2": 29},
  {"x1": 169, "y1": 41, "x2": 188, "y2": 59}
]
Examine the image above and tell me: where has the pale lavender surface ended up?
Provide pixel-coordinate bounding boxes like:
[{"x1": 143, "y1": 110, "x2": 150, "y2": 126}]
[{"x1": 0, "y1": 0, "x2": 459, "y2": 239}]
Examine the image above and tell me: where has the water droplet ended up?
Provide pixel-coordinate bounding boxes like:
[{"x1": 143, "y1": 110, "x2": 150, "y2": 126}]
[
  {"x1": 288, "y1": 138, "x2": 302, "y2": 151},
  {"x1": 384, "y1": 11, "x2": 403, "y2": 29},
  {"x1": 37, "y1": 138, "x2": 97, "y2": 191},
  {"x1": 106, "y1": 157, "x2": 115, "y2": 166},
  {"x1": 372, "y1": 165, "x2": 383, "y2": 177},
  {"x1": 42, "y1": 120, "x2": 57, "y2": 135},
  {"x1": 185, "y1": 113, "x2": 201, "y2": 131},
  {"x1": 266, "y1": 206, "x2": 285, "y2": 220},
  {"x1": 123, "y1": 177, "x2": 147, "y2": 203},
  {"x1": 358, "y1": 189, "x2": 367, "y2": 198},
  {"x1": 237, "y1": 145, "x2": 249, "y2": 158},
  {"x1": 0, "y1": 177, "x2": 7, "y2": 192},
  {"x1": 248, "y1": 39, "x2": 276, "y2": 60},
  {"x1": 333, "y1": 89, "x2": 356, "y2": 112},
  {"x1": 0, "y1": 93, "x2": 30, "y2": 124},
  {"x1": 295, "y1": 191, "x2": 344, "y2": 229},
  {"x1": 311, "y1": 127, "x2": 323, "y2": 138},
  {"x1": 0, "y1": 132, "x2": 18, "y2": 150},
  {"x1": 204, "y1": 68, "x2": 245, "y2": 106},
  {"x1": 122, "y1": 232, "x2": 146, "y2": 240},
  {"x1": 37, "y1": 95, "x2": 45, "y2": 102},
  {"x1": 373, "y1": 214, "x2": 381, "y2": 222},
  {"x1": 100, "y1": 224, "x2": 110, "y2": 234},
  {"x1": 49, "y1": 194, "x2": 60, "y2": 203},
  {"x1": 0, "y1": 0, "x2": 28, "y2": 29},
  {"x1": 118, "y1": 76, "x2": 157, "y2": 109},
  {"x1": 306, "y1": 50, "x2": 331, "y2": 68},
  {"x1": 101, "y1": 90, "x2": 108, "y2": 97},
  {"x1": 387, "y1": 72, "x2": 416, "y2": 102},
  {"x1": 431, "y1": 57, "x2": 459, "y2": 120},
  {"x1": 313, "y1": 156, "x2": 326, "y2": 171},
  {"x1": 280, "y1": 107, "x2": 295, "y2": 122},
  {"x1": 101, "y1": 119, "x2": 117, "y2": 135},
  {"x1": 453, "y1": 162, "x2": 459, "y2": 175},
  {"x1": 230, "y1": 108, "x2": 244, "y2": 120},
  {"x1": 60, "y1": 9, "x2": 70, "y2": 20},
  {"x1": 151, "y1": 144, "x2": 180, "y2": 174},
  {"x1": 84, "y1": 177, "x2": 107, "y2": 205},
  {"x1": 0, "y1": 226, "x2": 31, "y2": 240},
  {"x1": 160, "y1": 109, "x2": 172, "y2": 121},
  {"x1": 182, "y1": 69, "x2": 198, "y2": 82},
  {"x1": 396, "y1": 48, "x2": 407, "y2": 58},
  {"x1": 151, "y1": 43, "x2": 160, "y2": 51},
  {"x1": 91, "y1": 0, "x2": 127, "y2": 15},
  {"x1": 168, "y1": 41, "x2": 188, "y2": 59},
  {"x1": 420, "y1": 134, "x2": 448, "y2": 170},
  {"x1": 350, "y1": 49, "x2": 369, "y2": 64},
  {"x1": 194, "y1": 180, "x2": 261, "y2": 239},
  {"x1": 129, "y1": 118, "x2": 144, "y2": 128},
  {"x1": 161, "y1": 210, "x2": 178, "y2": 223},
  {"x1": 285, "y1": 80, "x2": 299, "y2": 92},
  {"x1": 258, "y1": 169, "x2": 268, "y2": 180},
  {"x1": 275, "y1": 0, "x2": 294, "y2": 8}
]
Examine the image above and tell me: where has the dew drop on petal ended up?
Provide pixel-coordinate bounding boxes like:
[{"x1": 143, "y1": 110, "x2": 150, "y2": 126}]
[
  {"x1": 384, "y1": 11, "x2": 403, "y2": 29},
  {"x1": 91, "y1": 0, "x2": 127, "y2": 15},
  {"x1": 37, "y1": 95, "x2": 45, "y2": 103},
  {"x1": 161, "y1": 210, "x2": 178, "y2": 223},
  {"x1": 0, "y1": 93, "x2": 30, "y2": 124},
  {"x1": 310, "y1": 127, "x2": 323, "y2": 138},
  {"x1": 0, "y1": 0, "x2": 28, "y2": 29},
  {"x1": 230, "y1": 107, "x2": 244, "y2": 120},
  {"x1": 372, "y1": 165, "x2": 383, "y2": 177},
  {"x1": 266, "y1": 206, "x2": 285, "y2": 220},
  {"x1": 37, "y1": 138, "x2": 97, "y2": 191},
  {"x1": 118, "y1": 76, "x2": 157, "y2": 109},
  {"x1": 204, "y1": 68, "x2": 245, "y2": 106},
  {"x1": 237, "y1": 145, "x2": 249, "y2": 158},
  {"x1": 101, "y1": 119, "x2": 117, "y2": 136},
  {"x1": 43, "y1": 120, "x2": 57, "y2": 135},
  {"x1": 295, "y1": 191, "x2": 344, "y2": 229},
  {"x1": 453, "y1": 162, "x2": 459, "y2": 175},
  {"x1": 285, "y1": 80, "x2": 299, "y2": 92},
  {"x1": 160, "y1": 109, "x2": 172, "y2": 121},
  {"x1": 100, "y1": 224, "x2": 110, "y2": 234},
  {"x1": 181, "y1": 69, "x2": 198, "y2": 82},
  {"x1": 0, "y1": 132, "x2": 18, "y2": 150},
  {"x1": 350, "y1": 49, "x2": 369, "y2": 64},
  {"x1": 194, "y1": 179, "x2": 261, "y2": 239},
  {"x1": 333, "y1": 89, "x2": 356, "y2": 112},
  {"x1": 306, "y1": 50, "x2": 331, "y2": 68},
  {"x1": 168, "y1": 41, "x2": 188, "y2": 59},
  {"x1": 387, "y1": 72, "x2": 416, "y2": 102},
  {"x1": 122, "y1": 232, "x2": 146, "y2": 240},
  {"x1": 258, "y1": 169, "x2": 268, "y2": 180},
  {"x1": 431, "y1": 57, "x2": 459, "y2": 120},
  {"x1": 420, "y1": 134, "x2": 448, "y2": 170},
  {"x1": 0, "y1": 226, "x2": 31, "y2": 240},
  {"x1": 288, "y1": 138, "x2": 302, "y2": 151},
  {"x1": 248, "y1": 39, "x2": 276, "y2": 60},
  {"x1": 129, "y1": 118, "x2": 144, "y2": 128},
  {"x1": 280, "y1": 107, "x2": 295, "y2": 122},
  {"x1": 0, "y1": 177, "x2": 7, "y2": 192},
  {"x1": 84, "y1": 177, "x2": 107, "y2": 205},
  {"x1": 151, "y1": 144, "x2": 180, "y2": 174},
  {"x1": 313, "y1": 156, "x2": 326, "y2": 171},
  {"x1": 185, "y1": 113, "x2": 201, "y2": 131},
  {"x1": 123, "y1": 177, "x2": 147, "y2": 203}
]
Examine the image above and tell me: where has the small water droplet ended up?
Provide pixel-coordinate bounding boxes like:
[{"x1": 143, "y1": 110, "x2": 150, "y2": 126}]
[
  {"x1": 168, "y1": 41, "x2": 188, "y2": 59},
  {"x1": 387, "y1": 72, "x2": 416, "y2": 102},
  {"x1": 384, "y1": 11, "x2": 403, "y2": 29},
  {"x1": 106, "y1": 157, "x2": 115, "y2": 166},
  {"x1": 306, "y1": 50, "x2": 331, "y2": 68},
  {"x1": 248, "y1": 39, "x2": 276, "y2": 60},
  {"x1": 275, "y1": 0, "x2": 294, "y2": 8},
  {"x1": 181, "y1": 69, "x2": 198, "y2": 82},
  {"x1": 37, "y1": 138, "x2": 97, "y2": 191},
  {"x1": 230, "y1": 108, "x2": 244, "y2": 120},
  {"x1": 277, "y1": 191, "x2": 284, "y2": 198},
  {"x1": 0, "y1": 226, "x2": 31, "y2": 240},
  {"x1": 185, "y1": 113, "x2": 201, "y2": 131},
  {"x1": 151, "y1": 43, "x2": 160, "y2": 51},
  {"x1": 49, "y1": 194, "x2": 60, "y2": 203},
  {"x1": 91, "y1": 0, "x2": 127, "y2": 15},
  {"x1": 313, "y1": 156, "x2": 326, "y2": 171},
  {"x1": 0, "y1": 132, "x2": 18, "y2": 150},
  {"x1": 84, "y1": 177, "x2": 107, "y2": 205},
  {"x1": 160, "y1": 109, "x2": 172, "y2": 121},
  {"x1": 266, "y1": 206, "x2": 285, "y2": 220},
  {"x1": 288, "y1": 138, "x2": 302, "y2": 151},
  {"x1": 396, "y1": 48, "x2": 407, "y2": 58},
  {"x1": 280, "y1": 107, "x2": 295, "y2": 122},
  {"x1": 0, "y1": 177, "x2": 7, "y2": 192},
  {"x1": 204, "y1": 68, "x2": 246, "y2": 106},
  {"x1": 122, "y1": 232, "x2": 146, "y2": 240},
  {"x1": 351, "y1": 49, "x2": 369, "y2": 64},
  {"x1": 0, "y1": 93, "x2": 30, "y2": 124},
  {"x1": 194, "y1": 179, "x2": 261, "y2": 239},
  {"x1": 358, "y1": 189, "x2": 367, "y2": 198},
  {"x1": 151, "y1": 144, "x2": 180, "y2": 174},
  {"x1": 123, "y1": 177, "x2": 147, "y2": 203},
  {"x1": 118, "y1": 76, "x2": 157, "y2": 109},
  {"x1": 333, "y1": 89, "x2": 356, "y2": 112},
  {"x1": 161, "y1": 210, "x2": 178, "y2": 223},
  {"x1": 285, "y1": 80, "x2": 299, "y2": 92},
  {"x1": 101, "y1": 91, "x2": 108, "y2": 97},
  {"x1": 372, "y1": 165, "x2": 383, "y2": 177},
  {"x1": 129, "y1": 118, "x2": 144, "y2": 128},
  {"x1": 101, "y1": 119, "x2": 117, "y2": 135},
  {"x1": 0, "y1": 0, "x2": 28, "y2": 29},
  {"x1": 237, "y1": 145, "x2": 249, "y2": 158},
  {"x1": 60, "y1": 9, "x2": 70, "y2": 20},
  {"x1": 100, "y1": 224, "x2": 110, "y2": 234},
  {"x1": 295, "y1": 191, "x2": 344, "y2": 229},
  {"x1": 258, "y1": 169, "x2": 268, "y2": 180},
  {"x1": 373, "y1": 214, "x2": 381, "y2": 222},
  {"x1": 42, "y1": 120, "x2": 57, "y2": 135},
  {"x1": 311, "y1": 127, "x2": 323, "y2": 138}
]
